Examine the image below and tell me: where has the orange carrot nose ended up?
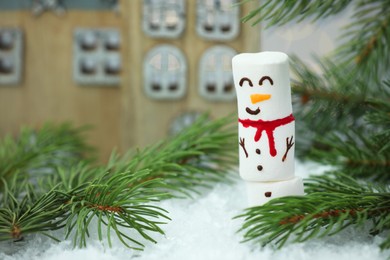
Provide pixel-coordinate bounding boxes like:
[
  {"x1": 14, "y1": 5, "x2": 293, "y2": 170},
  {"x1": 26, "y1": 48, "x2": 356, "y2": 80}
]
[{"x1": 250, "y1": 94, "x2": 271, "y2": 104}]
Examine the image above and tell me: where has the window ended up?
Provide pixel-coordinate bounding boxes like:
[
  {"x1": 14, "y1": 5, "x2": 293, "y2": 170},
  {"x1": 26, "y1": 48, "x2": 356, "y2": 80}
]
[
  {"x1": 199, "y1": 46, "x2": 236, "y2": 101},
  {"x1": 196, "y1": 0, "x2": 240, "y2": 41},
  {"x1": 73, "y1": 28, "x2": 121, "y2": 86},
  {"x1": 144, "y1": 45, "x2": 187, "y2": 100},
  {"x1": 143, "y1": 0, "x2": 186, "y2": 39},
  {"x1": 0, "y1": 28, "x2": 23, "y2": 85}
]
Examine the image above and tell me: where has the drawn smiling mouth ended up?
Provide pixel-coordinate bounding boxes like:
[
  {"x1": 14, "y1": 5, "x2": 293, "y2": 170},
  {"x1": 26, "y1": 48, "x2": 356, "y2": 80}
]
[{"x1": 246, "y1": 107, "x2": 261, "y2": 115}]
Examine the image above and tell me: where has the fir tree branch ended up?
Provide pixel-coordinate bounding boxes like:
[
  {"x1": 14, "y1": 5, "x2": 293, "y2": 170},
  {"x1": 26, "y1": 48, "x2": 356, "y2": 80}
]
[
  {"x1": 364, "y1": 81, "x2": 390, "y2": 153},
  {"x1": 240, "y1": 0, "x2": 390, "y2": 78},
  {"x1": 0, "y1": 177, "x2": 66, "y2": 242},
  {"x1": 309, "y1": 118, "x2": 390, "y2": 182},
  {"x1": 60, "y1": 114, "x2": 237, "y2": 249},
  {"x1": 336, "y1": 1, "x2": 390, "y2": 79},
  {"x1": 239, "y1": 0, "x2": 353, "y2": 27},
  {"x1": 290, "y1": 56, "x2": 385, "y2": 106},
  {"x1": 305, "y1": 82, "x2": 390, "y2": 181},
  {"x1": 0, "y1": 123, "x2": 93, "y2": 189},
  {"x1": 236, "y1": 172, "x2": 390, "y2": 250},
  {"x1": 62, "y1": 170, "x2": 171, "y2": 250},
  {"x1": 0, "y1": 114, "x2": 238, "y2": 249},
  {"x1": 289, "y1": 56, "x2": 383, "y2": 156},
  {"x1": 102, "y1": 114, "x2": 238, "y2": 197}
]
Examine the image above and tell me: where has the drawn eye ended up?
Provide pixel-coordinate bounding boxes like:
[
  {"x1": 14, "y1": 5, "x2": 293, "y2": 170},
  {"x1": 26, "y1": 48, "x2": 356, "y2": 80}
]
[
  {"x1": 259, "y1": 76, "x2": 273, "y2": 86},
  {"x1": 239, "y1": 77, "x2": 253, "y2": 87}
]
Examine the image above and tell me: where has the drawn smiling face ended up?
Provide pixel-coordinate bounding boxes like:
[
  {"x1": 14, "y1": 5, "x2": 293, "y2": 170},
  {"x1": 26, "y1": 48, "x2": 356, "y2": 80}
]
[
  {"x1": 239, "y1": 76, "x2": 274, "y2": 116},
  {"x1": 232, "y1": 52, "x2": 293, "y2": 121}
]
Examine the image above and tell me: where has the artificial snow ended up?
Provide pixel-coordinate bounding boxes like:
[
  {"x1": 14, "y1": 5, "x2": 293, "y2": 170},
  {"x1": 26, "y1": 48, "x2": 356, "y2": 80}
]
[{"x1": 1, "y1": 161, "x2": 389, "y2": 260}]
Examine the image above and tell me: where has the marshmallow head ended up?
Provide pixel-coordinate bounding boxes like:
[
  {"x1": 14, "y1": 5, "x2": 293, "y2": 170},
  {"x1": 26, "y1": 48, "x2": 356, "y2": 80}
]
[{"x1": 232, "y1": 52, "x2": 292, "y2": 121}]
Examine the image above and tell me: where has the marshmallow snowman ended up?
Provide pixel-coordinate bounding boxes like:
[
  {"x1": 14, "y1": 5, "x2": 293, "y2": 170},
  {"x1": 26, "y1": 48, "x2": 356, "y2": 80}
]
[{"x1": 232, "y1": 51, "x2": 304, "y2": 207}]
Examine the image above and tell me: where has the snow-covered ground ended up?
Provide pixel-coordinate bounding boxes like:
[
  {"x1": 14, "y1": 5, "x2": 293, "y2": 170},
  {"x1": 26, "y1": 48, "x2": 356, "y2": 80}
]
[{"x1": 1, "y1": 161, "x2": 389, "y2": 260}]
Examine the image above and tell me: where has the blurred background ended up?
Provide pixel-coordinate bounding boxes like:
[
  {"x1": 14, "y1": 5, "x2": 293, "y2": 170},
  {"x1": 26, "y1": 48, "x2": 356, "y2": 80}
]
[{"x1": 0, "y1": 0, "x2": 349, "y2": 162}]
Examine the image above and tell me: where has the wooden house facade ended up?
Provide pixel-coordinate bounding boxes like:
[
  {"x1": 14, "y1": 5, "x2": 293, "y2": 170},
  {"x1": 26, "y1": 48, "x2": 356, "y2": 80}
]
[{"x1": 0, "y1": 0, "x2": 259, "y2": 161}]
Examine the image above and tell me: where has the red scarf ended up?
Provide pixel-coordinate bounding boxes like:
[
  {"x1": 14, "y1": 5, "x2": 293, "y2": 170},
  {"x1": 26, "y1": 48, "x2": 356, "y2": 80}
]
[{"x1": 238, "y1": 114, "x2": 295, "y2": 157}]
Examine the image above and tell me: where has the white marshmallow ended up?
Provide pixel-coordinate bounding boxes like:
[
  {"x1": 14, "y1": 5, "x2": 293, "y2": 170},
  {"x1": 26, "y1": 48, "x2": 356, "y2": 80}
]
[{"x1": 245, "y1": 177, "x2": 304, "y2": 207}]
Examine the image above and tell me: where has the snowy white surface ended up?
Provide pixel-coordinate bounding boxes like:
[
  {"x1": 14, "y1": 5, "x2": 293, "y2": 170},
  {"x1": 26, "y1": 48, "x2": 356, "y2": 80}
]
[{"x1": 1, "y1": 161, "x2": 389, "y2": 260}]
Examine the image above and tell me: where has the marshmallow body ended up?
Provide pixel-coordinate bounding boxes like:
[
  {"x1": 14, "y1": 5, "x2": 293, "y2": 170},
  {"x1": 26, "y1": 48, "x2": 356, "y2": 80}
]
[
  {"x1": 245, "y1": 177, "x2": 304, "y2": 207},
  {"x1": 238, "y1": 121, "x2": 295, "y2": 182},
  {"x1": 232, "y1": 51, "x2": 304, "y2": 206}
]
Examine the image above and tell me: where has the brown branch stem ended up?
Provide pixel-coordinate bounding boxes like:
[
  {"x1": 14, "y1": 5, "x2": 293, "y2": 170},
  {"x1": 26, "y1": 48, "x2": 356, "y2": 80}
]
[
  {"x1": 355, "y1": 18, "x2": 389, "y2": 64},
  {"x1": 91, "y1": 204, "x2": 123, "y2": 213},
  {"x1": 279, "y1": 207, "x2": 390, "y2": 225},
  {"x1": 292, "y1": 84, "x2": 367, "y2": 105},
  {"x1": 11, "y1": 224, "x2": 22, "y2": 240},
  {"x1": 346, "y1": 159, "x2": 390, "y2": 167}
]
